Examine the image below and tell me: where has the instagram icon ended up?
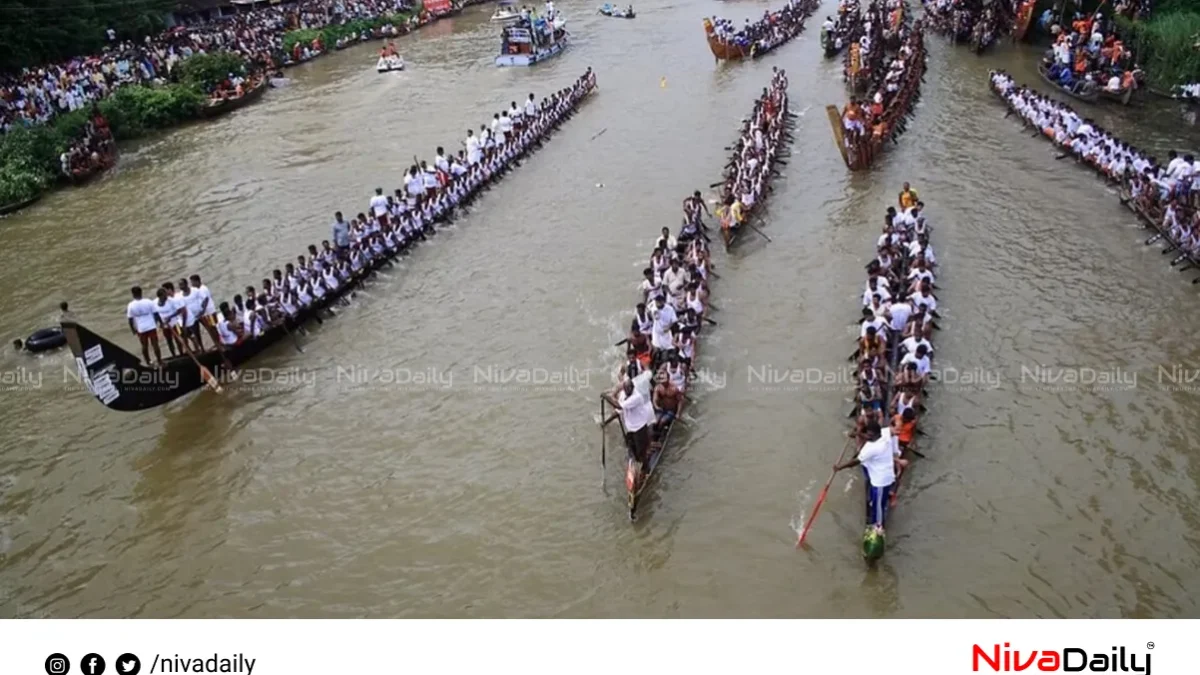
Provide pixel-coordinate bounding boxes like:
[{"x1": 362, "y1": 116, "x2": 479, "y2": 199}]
[{"x1": 45, "y1": 653, "x2": 70, "y2": 675}]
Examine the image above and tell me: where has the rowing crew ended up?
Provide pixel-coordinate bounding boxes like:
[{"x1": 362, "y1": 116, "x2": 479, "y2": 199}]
[
  {"x1": 122, "y1": 70, "x2": 598, "y2": 367},
  {"x1": 991, "y1": 69, "x2": 1200, "y2": 256},
  {"x1": 992, "y1": 70, "x2": 1198, "y2": 202},
  {"x1": 608, "y1": 201, "x2": 715, "y2": 471},
  {"x1": 838, "y1": 186, "x2": 938, "y2": 537},
  {"x1": 715, "y1": 68, "x2": 789, "y2": 245}
]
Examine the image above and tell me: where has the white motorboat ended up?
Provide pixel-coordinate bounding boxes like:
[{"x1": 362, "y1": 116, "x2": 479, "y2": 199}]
[
  {"x1": 377, "y1": 55, "x2": 405, "y2": 72},
  {"x1": 491, "y1": 0, "x2": 521, "y2": 22}
]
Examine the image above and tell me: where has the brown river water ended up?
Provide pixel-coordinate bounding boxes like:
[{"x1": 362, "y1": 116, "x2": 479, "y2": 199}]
[{"x1": 2, "y1": 1, "x2": 1200, "y2": 618}]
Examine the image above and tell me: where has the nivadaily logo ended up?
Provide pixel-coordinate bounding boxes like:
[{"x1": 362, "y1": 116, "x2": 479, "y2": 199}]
[{"x1": 973, "y1": 643, "x2": 1151, "y2": 674}]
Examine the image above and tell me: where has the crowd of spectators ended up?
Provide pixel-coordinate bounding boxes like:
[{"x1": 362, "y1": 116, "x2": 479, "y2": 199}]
[{"x1": 0, "y1": 0, "x2": 413, "y2": 135}]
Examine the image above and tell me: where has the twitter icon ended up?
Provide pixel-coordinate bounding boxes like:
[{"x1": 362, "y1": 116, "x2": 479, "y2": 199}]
[{"x1": 115, "y1": 655, "x2": 141, "y2": 675}]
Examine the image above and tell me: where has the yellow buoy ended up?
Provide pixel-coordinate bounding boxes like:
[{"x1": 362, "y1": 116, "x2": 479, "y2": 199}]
[{"x1": 660, "y1": 76, "x2": 667, "y2": 89}]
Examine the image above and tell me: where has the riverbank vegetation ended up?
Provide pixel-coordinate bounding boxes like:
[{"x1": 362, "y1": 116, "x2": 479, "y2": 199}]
[
  {"x1": 282, "y1": 14, "x2": 415, "y2": 52},
  {"x1": 0, "y1": 54, "x2": 245, "y2": 207},
  {"x1": 0, "y1": 0, "x2": 175, "y2": 72},
  {"x1": 1118, "y1": 2, "x2": 1200, "y2": 88}
]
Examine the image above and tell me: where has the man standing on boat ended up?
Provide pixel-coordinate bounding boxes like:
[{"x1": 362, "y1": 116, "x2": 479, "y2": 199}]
[
  {"x1": 332, "y1": 211, "x2": 351, "y2": 253},
  {"x1": 833, "y1": 420, "x2": 906, "y2": 534},
  {"x1": 617, "y1": 377, "x2": 654, "y2": 468},
  {"x1": 127, "y1": 286, "x2": 162, "y2": 366}
]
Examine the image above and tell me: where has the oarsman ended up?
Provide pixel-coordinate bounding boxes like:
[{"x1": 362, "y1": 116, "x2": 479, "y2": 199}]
[
  {"x1": 617, "y1": 377, "x2": 655, "y2": 469},
  {"x1": 370, "y1": 188, "x2": 389, "y2": 220},
  {"x1": 650, "y1": 294, "x2": 677, "y2": 361},
  {"x1": 833, "y1": 420, "x2": 906, "y2": 534},
  {"x1": 154, "y1": 286, "x2": 186, "y2": 358},
  {"x1": 911, "y1": 279, "x2": 937, "y2": 314},
  {"x1": 652, "y1": 370, "x2": 684, "y2": 431},
  {"x1": 663, "y1": 257, "x2": 689, "y2": 304},
  {"x1": 900, "y1": 343, "x2": 932, "y2": 383},
  {"x1": 216, "y1": 304, "x2": 242, "y2": 347},
  {"x1": 634, "y1": 302, "x2": 654, "y2": 335},
  {"x1": 127, "y1": 286, "x2": 162, "y2": 365},
  {"x1": 189, "y1": 274, "x2": 222, "y2": 349},
  {"x1": 178, "y1": 278, "x2": 207, "y2": 352},
  {"x1": 863, "y1": 275, "x2": 892, "y2": 306},
  {"x1": 656, "y1": 227, "x2": 677, "y2": 252}
]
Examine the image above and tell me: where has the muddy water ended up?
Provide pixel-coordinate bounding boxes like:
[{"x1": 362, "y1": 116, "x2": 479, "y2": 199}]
[{"x1": 1, "y1": 2, "x2": 1198, "y2": 617}]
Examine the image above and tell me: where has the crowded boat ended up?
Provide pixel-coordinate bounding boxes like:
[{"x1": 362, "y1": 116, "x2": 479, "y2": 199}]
[
  {"x1": 990, "y1": 70, "x2": 1200, "y2": 278},
  {"x1": 63, "y1": 69, "x2": 597, "y2": 412},
  {"x1": 376, "y1": 41, "x2": 405, "y2": 72},
  {"x1": 1, "y1": 0, "x2": 427, "y2": 135},
  {"x1": 495, "y1": 1, "x2": 569, "y2": 67},
  {"x1": 798, "y1": 186, "x2": 939, "y2": 563},
  {"x1": 702, "y1": 0, "x2": 819, "y2": 61},
  {"x1": 829, "y1": 20, "x2": 927, "y2": 170},
  {"x1": 713, "y1": 68, "x2": 793, "y2": 249},
  {"x1": 841, "y1": 0, "x2": 907, "y2": 93},
  {"x1": 61, "y1": 106, "x2": 116, "y2": 183},
  {"x1": 924, "y1": 0, "x2": 1013, "y2": 51},
  {"x1": 600, "y1": 70, "x2": 790, "y2": 520},
  {"x1": 1037, "y1": 10, "x2": 1140, "y2": 104},
  {"x1": 820, "y1": 11, "x2": 849, "y2": 58},
  {"x1": 598, "y1": 4, "x2": 636, "y2": 19}
]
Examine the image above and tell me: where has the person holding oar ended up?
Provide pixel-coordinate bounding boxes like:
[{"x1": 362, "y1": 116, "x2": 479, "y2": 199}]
[{"x1": 832, "y1": 420, "x2": 907, "y2": 543}]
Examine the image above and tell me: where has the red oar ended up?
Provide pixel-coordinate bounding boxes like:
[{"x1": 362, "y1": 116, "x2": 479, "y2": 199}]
[{"x1": 796, "y1": 437, "x2": 855, "y2": 548}]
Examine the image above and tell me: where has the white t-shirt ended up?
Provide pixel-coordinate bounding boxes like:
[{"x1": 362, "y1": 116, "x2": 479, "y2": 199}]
[
  {"x1": 618, "y1": 388, "x2": 654, "y2": 433},
  {"x1": 370, "y1": 194, "x2": 389, "y2": 216},
  {"x1": 195, "y1": 284, "x2": 217, "y2": 316},
  {"x1": 912, "y1": 291, "x2": 937, "y2": 312},
  {"x1": 900, "y1": 352, "x2": 931, "y2": 376},
  {"x1": 126, "y1": 298, "x2": 158, "y2": 333},
  {"x1": 181, "y1": 291, "x2": 205, "y2": 327},
  {"x1": 860, "y1": 316, "x2": 888, "y2": 338},
  {"x1": 156, "y1": 297, "x2": 183, "y2": 327},
  {"x1": 217, "y1": 317, "x2": 239, "y2": 345},
  {"x1": 862, "y1": 285, "x2": 892, "y2": 306},
  {"x1": 857, "y1": 434, "x2": 898, "y2": 487},
  {"x1": 887, "y1": 302, "x2": 912, "y2": 332},
  {"x1": 900, "y1": 336, "x2": 932, "y2": 356}
]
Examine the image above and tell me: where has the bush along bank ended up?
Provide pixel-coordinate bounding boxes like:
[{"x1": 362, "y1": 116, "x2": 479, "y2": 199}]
[
  {"x1": 1117, "y1": 12, "x2": 1200, "y2": 90},
  {"x1": 0, "y1": 51, "x2": 246, "y2": 210},
  {"x1": 0, "y1": 83, "x2": 204, "y2": 209},
  {"x1": 282, "y1": 13, "x2": 417, "y2": 53}
]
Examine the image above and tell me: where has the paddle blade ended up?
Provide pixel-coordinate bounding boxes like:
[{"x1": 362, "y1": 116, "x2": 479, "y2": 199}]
[
  {"x1": 796, "y1": 484, "x2": 831, "y2": 548},
  {"x1": 201, "y1": 366, "x2": 223, "y2": 393}
]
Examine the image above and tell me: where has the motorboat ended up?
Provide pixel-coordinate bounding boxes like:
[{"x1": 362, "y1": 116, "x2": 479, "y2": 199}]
[
  {"x1": 377, "y1": 55, "x2": 405, "y2": 72},
  {"x1": 491, "y1": 0, "x2": 521, "y2": 22},
  {"x1": 598, "y1": 3, "x2": 635, "y2": 18}
]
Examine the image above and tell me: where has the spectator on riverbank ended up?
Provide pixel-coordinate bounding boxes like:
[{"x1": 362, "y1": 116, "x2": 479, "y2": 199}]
[{"x1": 0, "y1": 0, "x2": 415, "y2": 134}]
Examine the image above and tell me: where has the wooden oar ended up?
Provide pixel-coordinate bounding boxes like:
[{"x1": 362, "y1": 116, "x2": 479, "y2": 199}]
[
  {"x1": 600, "y1": 396, "x2": 607, "y2": 488},
  {"x1": 176, "y1": 327, "x2": 222, "y2": 393},
  {"x1": 746, "y1": 220, "x2": 773, "y2": 242},
  {"x1": 796, "y1": 436, "x2": 855, "y2": 548},
  {"x1": 281, "y1": 319, "x2": 304, "y2": 353},
  {"x1": 590, "y1": 127, "x2": 608, "y2": 141}
]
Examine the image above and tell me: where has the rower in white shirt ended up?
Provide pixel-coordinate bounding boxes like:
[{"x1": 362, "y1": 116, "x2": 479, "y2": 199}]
[{"x1": 369, "y1": 187, "x2": 389, "y2": 218}]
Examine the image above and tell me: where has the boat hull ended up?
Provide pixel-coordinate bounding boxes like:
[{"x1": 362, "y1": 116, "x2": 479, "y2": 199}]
[
  {"x1": 64, "y1": 77, "x2": 597, "y2": 412},
  {"x1": 1037, "y1": 62, "x2": 1100, "y2": 104},
  {"x1": 200, "y1": 80, "x2": 269, "y2": 118},
  {"x1": 0, "y1": 192, "x2": 42, "y2": 216}
]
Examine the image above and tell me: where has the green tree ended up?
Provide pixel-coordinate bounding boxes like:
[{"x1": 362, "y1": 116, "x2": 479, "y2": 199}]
[{"x1": 0, "y1": 0, "x2": 176, "y2": 72}]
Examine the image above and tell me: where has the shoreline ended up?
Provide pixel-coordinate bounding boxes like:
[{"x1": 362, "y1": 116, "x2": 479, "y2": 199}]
[{"x1": 0, "y1": 0, "x2": 494, "y2": 218}]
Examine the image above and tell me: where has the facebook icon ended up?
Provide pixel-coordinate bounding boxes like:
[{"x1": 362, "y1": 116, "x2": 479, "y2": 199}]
[{"x1": 80, "y1": 654, "x2": 106, "y2": 675}]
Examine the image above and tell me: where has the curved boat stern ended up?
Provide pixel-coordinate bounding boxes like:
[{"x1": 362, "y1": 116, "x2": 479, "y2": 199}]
[{"x1": 61, "y1": 320, "x2": 203, "y2": 411}]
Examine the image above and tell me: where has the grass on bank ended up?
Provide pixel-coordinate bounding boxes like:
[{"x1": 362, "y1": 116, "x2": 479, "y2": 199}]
[{"x1": 1117, "y1": 12, "x2": 1200, "y2": 89}]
